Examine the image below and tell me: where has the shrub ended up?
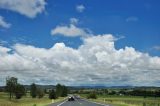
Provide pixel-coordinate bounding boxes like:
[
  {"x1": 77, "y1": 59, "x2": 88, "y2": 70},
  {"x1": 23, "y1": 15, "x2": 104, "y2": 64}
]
[
  {"x1": 87, "y1": 92, "x2": 97, "y2": 99},
  {"x1": 15, "y1": 84, "x2": 25, "y2": 99}
]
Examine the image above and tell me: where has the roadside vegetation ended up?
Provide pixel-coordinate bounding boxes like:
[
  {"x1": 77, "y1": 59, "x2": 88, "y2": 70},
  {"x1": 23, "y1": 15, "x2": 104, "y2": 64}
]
[
  {"x1": 0, "y1": 76, "x2": 68, "y2": 106},
  {"x1": 77, "y1": 88, "x2": 160, "y2": 106},
  {"x1": 0, "y1": 92, "x2": 62, "y2": 106},
  {"x1": 1, "y1": 76, "x2": 160, "y2": 106},
  {"x1": 91, "y1": 96, "x2": 160, "y2": 106}
]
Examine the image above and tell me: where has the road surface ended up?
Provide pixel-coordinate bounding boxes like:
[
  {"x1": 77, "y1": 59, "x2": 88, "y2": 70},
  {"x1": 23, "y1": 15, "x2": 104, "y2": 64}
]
[{"x1": 49, "y1": 96, "x2": 110, "y2": 106}]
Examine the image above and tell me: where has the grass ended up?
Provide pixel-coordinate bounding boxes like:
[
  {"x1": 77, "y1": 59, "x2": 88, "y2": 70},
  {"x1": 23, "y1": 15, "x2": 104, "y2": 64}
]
[
  {"x1": 80, "y1": 94, "x2": 160, "y2": 106},
  {"x1": 0, "y1": 92, "x2": 65, "y2": 106}
]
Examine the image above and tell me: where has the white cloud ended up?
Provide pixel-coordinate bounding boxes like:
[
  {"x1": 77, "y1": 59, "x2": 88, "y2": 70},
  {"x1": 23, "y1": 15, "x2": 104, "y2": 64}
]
[
  {"x1": 70, "y1": 18, "x2": 79, "y2": 25},
  {"x1": 0, "y1": 16, "x2": 11, "y2": 28},
  {"x1": 76, "y1": 4, "x2": 85, "y2": 13},
  {"x1": 0, "y1": 34, "x2": 160, "y2": 86},
  {"x1": 51, "y1": 18, "x2": 90, "y2": 37},
  {"x1": 51, "y1": 24, "x2": 89, "y2": 37},
  {"x1": 0, "y1": 46, "x2": 11, "y2": 55},
  {"x1": 0, "y1": 0, "x2": 46, "y2": 18},
  {"x1": 126, "y1": 16, "x2": 139, "y2": 22}
]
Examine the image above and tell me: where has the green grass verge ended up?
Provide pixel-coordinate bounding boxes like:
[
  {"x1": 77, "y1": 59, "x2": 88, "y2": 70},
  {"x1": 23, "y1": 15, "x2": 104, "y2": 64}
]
[
  {"x1": 80, "y1": 94, "x2": 160, "y2": 106},
  {"x1": 0, "y1": 92, "x2": 65, "y2": 106}
]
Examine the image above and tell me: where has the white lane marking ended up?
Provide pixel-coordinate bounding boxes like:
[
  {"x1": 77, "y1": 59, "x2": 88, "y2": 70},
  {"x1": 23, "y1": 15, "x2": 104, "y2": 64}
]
[
  {"x1": 81, "y1": 98, "x2": 110, "y2": 106},
  {"x1": 75, "y1": 98, "x2": 82, "y2": 105},
  {"x1": 57, "y1": 100, "x2": 67, "y2": 106}
]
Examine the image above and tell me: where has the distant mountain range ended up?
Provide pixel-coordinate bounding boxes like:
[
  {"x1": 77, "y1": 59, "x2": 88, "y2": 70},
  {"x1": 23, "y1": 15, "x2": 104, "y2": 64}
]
[{"x1": 0, "y1": 85, "x2": 160, "y2": 90}]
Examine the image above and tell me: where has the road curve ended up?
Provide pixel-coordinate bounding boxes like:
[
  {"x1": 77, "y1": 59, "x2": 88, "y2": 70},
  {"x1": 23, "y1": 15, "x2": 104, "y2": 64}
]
[{"x1": 48, "y1": 97, "x2": 110, "y2": 106}]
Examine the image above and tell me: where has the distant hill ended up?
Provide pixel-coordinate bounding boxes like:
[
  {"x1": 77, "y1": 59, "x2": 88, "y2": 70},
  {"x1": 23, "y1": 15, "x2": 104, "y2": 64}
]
[
  {"x1": 23, "y1": 85, "x2": 56, "y2": 90},
  {"x1": 0, "y1": 85, "x2": 160, "y2": 91}
]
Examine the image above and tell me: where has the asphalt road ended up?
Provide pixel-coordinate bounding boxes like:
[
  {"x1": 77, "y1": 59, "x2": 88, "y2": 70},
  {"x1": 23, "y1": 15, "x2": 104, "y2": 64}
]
[{"x1": 49, "y1": 96, "x2": 110, "y2": 106}]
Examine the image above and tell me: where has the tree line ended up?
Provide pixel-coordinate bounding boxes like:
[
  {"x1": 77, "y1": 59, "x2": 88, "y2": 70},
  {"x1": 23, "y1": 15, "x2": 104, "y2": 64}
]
[
  {"x1": 74, "y1": 88, "x2": 160, "y2": 98},
  {"x1": 5, "y1": 77, "x2": 68, "y2": 100}
]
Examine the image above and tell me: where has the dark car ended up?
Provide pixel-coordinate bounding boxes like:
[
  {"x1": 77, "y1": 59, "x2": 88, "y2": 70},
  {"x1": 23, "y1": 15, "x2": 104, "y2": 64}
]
[{"x1": 68, "y1": 96, "x2": 75, "y2": 101}]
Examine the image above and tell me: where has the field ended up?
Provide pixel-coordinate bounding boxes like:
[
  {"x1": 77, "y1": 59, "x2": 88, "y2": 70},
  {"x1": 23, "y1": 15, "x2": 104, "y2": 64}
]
[
  {"x1": 0, "y1": 92, "x2": 64, "y2": 106},
  {"x1": 81, "y1": 94, "x2": 160, "y2": 106}
]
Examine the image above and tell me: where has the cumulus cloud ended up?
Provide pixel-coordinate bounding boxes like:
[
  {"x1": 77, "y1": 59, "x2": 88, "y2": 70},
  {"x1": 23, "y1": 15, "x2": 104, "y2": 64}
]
[
  {"x1": 0, "y1": 34, "x2": 160, "y2": 86},
  {"x1": 0, "y1": 16, "x2": 11, "y2": 28},
  {"x1": 0, "y1": 0, "x2": 46, "y2": 18},
  {"x1": 76, "y1": 4, "x2": 85, "y2": 13},
  {"x1": 51, "y1": 24, "x2": 89, "y2": 37},
  {"x1": 0, "y1": 46, "x2": 11, "y2": 55},
  {"x1": 51, "y1": 18, "x2": 90, "y2": 37}
]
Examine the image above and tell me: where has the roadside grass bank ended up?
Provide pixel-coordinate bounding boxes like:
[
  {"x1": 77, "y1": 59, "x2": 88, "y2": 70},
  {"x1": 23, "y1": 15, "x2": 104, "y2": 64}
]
[
  {"x1": 0, "y1": 92, "x2": 65, "y2": 106},
  {"x1": 80, "y1": 94, "x2": 160, "y2": 106}
]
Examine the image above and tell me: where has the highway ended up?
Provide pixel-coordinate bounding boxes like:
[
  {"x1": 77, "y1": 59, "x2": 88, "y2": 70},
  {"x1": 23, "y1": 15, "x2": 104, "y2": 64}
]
[{"x1": 49, "y1": 96, "x2": 110, "y2": 106}]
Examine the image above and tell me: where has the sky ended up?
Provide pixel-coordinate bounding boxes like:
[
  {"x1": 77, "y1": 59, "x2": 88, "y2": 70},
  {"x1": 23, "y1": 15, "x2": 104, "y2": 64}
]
[{"x1": 0, "y1": 0, "x2": 160, "y2": 86}]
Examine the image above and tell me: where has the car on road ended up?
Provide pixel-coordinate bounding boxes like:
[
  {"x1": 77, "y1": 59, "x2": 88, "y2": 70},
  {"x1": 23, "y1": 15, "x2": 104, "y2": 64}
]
[{"x1": 68, "y1": 96, "x2": 75, "y2": 101}]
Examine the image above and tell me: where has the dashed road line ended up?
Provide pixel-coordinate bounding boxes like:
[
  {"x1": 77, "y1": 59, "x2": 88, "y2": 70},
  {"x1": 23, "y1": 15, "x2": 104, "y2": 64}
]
[
  {"x1": 57, "y1": 100, "x2": 67, "y2": 106},
  {"x1": 81, "y1": 98, "x2": 110, "y2": 106},
  {"x1": 75, "y1": 98, "x2": 82, "y2": 105}
]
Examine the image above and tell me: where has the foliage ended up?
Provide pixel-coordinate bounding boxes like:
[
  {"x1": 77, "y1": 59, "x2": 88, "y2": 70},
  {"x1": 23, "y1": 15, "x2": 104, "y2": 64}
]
[
  {"x1": 155, "y1": 90, "x2": 160, "y2": 97},
  {"x1": 15, "y1": 84, "x2": 26, "y2": 99},
  {"x1": 56, "y1": 84, "x2": 62, "y2": 97},
  {"x1": 30, "y1": 83, "x2": 37, "y2": 98},
  {"x1": 36, "y1": 88, "x2": 44, "y2": 98},
  {"x1": 6, "y1": 77, "x2": 18, "y2": 99},
  {"x1": 49, "y1": 89, "x2": 57, "y2": 99},
  {"x1": 109, "y1": 90, "x2": 116, "y2": 95},
  {"x1": 87, "y1": 92, "x2": 97, "y2": 99},
  {"x1": 61, "y1": 85, "x2": 68, "y2": 97},
  {"x1": 56, "y1": 84, "x2": 68, "y2": 97}
]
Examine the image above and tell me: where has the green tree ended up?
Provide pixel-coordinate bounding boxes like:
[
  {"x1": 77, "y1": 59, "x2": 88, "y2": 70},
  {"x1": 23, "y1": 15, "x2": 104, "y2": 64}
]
[
  {"x1": 104, "y1": 89, "x2": 108, "y2": 95},
  {"x1": 61, "y1": 85, "x2": 68, "y2": 97},
  {"x1": 49, "y1": 89, "x2": 57, "y2": 99},
  {"x1": 155, "y1": 90, "x2": 160, "y2": 98},
  {"x1": 44, "y1": 89, "x2": 48, "y2": 94},
  {"x1": 5, "y1": 77, "x2": 18, "y2": 100},
  {"x1": 15, "y1": 83, "x2": 25, "y2": 99},
  {"x1": 30, "y1": 83, "x2": 37, "y2": 98},
  {"x1": 56, "y1": 84, "x2": 62, "y2": 97},
  {"x1": 37, "y1": 88, "x2": 44, "y2": 98},
  {"x1": 56, "y1": 84, "x2": 68, "y2": 97},
  {"x1": 109, "y1": 90, "x2": 116, "y2": 95}
]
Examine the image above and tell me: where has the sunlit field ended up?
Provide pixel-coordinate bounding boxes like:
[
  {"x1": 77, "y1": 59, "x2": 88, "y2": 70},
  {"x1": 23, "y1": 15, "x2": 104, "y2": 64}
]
[{"x1": 0, "y1": 92, "x2": 64, "y2": 106}]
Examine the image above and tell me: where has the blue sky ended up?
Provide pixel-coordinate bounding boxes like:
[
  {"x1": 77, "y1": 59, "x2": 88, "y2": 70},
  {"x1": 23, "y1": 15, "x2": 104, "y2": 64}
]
[
  {"x1": 0, "y1": 0, "x2": 160, "y2": 86},
  {"x1": 0, "y1": 0, "x2": 160, "y2": 55}
]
